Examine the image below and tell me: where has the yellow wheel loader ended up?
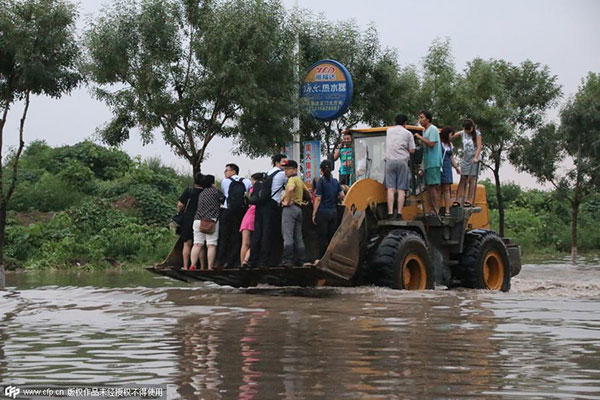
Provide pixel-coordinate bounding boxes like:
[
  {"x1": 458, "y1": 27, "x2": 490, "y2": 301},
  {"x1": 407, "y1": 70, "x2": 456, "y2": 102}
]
[{"x1": 150, "y1": 126, "x2": 521, "y2": 292}]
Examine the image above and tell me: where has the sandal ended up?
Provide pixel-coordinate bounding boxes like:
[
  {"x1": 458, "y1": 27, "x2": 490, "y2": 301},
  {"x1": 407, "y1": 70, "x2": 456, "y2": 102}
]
[
  {"x1": 452, "y1": 202, "x2": 461, "y2": 207},
  {"x1": 463, "y1": 201, "x2": 472, "y2": 207}
]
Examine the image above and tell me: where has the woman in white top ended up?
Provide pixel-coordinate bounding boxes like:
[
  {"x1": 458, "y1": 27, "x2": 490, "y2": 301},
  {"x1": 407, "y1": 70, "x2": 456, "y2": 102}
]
[{"x1": 450, "y1": 118, "x2": 482, "y2": 207}]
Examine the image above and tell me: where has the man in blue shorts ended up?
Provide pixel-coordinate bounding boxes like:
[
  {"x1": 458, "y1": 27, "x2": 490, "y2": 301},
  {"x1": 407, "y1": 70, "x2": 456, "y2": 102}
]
[{"x1": 414, "y1": 110, "x2": 442, "y2": 215}]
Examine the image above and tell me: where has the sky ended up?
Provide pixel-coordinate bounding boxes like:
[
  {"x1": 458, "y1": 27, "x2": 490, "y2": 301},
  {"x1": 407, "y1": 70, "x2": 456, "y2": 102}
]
[{"x1": 3, "y1": 0, "x2": 600, "y2": 187}]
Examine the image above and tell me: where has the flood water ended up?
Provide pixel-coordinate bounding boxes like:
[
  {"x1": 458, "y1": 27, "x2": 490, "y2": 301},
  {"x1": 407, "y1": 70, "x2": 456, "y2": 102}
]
[{"x1": 1, "y1": 256, "x2": 600, "y2": 399}]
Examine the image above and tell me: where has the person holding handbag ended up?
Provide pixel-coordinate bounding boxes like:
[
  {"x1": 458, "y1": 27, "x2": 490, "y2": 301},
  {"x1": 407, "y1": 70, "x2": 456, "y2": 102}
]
[
  {"x1": 191, "y1": 174, "x2": 225, "y2": 270},
  {"x1": 176, "y1": 172, "x2": 203, "y2": 270}
]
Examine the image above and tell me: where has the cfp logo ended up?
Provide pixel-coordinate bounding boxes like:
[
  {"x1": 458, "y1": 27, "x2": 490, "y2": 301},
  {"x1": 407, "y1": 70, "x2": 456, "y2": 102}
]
[{"x1": 3, "y1": 386, "x2": 20, "y2": 399}]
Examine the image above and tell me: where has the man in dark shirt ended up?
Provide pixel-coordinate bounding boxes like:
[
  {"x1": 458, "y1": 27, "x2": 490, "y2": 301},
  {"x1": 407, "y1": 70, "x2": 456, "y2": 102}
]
[
  {"x1": 217, "y1": 163, "x2": 251, "y2": 268},
  {"x1": 248, "y1": 154, "x2": 288, "y2": 267}
]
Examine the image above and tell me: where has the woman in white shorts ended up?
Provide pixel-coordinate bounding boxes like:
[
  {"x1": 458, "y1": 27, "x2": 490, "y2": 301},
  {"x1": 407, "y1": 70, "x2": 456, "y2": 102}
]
[{"x1": 190, "y1": 174, "x2": 225, "y2": 270}]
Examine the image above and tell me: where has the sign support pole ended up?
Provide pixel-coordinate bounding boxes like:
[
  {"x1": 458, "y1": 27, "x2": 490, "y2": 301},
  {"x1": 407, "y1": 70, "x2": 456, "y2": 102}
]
[{"x1": 292, "y1": 0, "x2": 300, "y2": 164}]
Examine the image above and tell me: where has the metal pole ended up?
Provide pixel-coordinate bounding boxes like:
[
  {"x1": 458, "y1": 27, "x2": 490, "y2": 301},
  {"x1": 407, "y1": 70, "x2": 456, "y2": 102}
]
[{"x1": 292, "y1": 0, "x2": 300, "y2": 164}]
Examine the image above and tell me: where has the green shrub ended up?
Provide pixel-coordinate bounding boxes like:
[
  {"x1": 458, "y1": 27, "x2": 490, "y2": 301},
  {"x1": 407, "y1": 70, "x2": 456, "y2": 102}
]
[
  {"x1": 102, "y1": 223, "x2": 173, "y2": 261},
  {"x1": 33, "y1": 173, "x2": 85, "y2": 211},
  {"x1": 5, "y1": 212, "x2": 76, "y2": 262},
  {"x1": 26, "y1": 236, "x2": 109, "y2": 270},
  {"x1": 58, "y1": 160, "x2": 97, "y2": 194},
  {"x1": 128, "y1": 184, "x2": 174, "y2": 226}
]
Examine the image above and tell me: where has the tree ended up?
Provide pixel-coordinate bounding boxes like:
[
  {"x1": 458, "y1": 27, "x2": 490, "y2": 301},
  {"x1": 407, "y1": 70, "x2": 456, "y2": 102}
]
[
  {"x1": 420, "y1": 38, "x2": 461, "y2": 127},
  {"x1": 511, "y1": 72, "x2": 600, "y2": 264},
  {"x1": 0, "y1": 0, "x2": 81, "y2": 289},
  {"x1": 458, "y1": 58, "x2": 561, "y2": 236},
  {"x1": 85, "y1": 0, "x2": 298, "y2": 176},
  {"x1": 297, "y1": 15, "x2": 415, "y2": 158}
]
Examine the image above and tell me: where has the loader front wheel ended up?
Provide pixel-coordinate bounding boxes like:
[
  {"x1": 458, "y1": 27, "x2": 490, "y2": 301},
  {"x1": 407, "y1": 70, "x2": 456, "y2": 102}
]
[
  {"x1": 460, "y1": 231, "x2": 511, "y2": 292},
  {"x1": 372, "y1": 230, "x2": 434, "y2": 290}
]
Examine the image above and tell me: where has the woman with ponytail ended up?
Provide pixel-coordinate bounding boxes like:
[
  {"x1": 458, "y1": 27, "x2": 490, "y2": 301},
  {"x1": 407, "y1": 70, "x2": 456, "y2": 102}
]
[
  {"x1": 312, "y1": 160, "x2": 345, "y2": 258},
  {"x1": 450, "y1": 118, "x2": 482, "y2": 207}
]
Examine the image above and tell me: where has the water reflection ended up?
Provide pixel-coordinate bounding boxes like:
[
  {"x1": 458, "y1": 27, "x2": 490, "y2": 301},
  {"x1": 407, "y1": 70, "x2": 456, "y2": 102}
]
[{"x1": 1, "y1": 263, "x2": 599, "y2": 399}]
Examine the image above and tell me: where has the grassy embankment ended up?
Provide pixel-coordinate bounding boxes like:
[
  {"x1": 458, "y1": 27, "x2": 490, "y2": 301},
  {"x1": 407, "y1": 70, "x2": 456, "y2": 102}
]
[{"x1": 4, "y1": 140, "x2": 189, "y2": 270}]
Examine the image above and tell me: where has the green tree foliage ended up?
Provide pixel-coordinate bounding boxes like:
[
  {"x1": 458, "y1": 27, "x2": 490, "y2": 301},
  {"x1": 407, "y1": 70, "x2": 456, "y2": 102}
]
[
  {"x1": 510, "y1": 72, "x2": 600, "y2": 263},
  {"x1": 0, "y1": 0, "x2": 82, "y2": 288},
  {"x1": 297, "y1": 14, "x2": 414, "y2": 157},
  {"x1": 85, "y1": 0, "x2": 298, "y2": 174},
  {"x1": 458, "y1": 58, "x2": 561, "y2": 236},
  {"x1": 420, "y1": 38, "x2": 461, "y2": 127}
]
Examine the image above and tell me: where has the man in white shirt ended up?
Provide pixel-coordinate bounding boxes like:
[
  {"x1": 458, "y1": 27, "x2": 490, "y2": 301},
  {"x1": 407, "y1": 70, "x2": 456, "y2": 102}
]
[
  {"x1": 217, "y1": 163, "x2": 252, "y2": 267},
  {"x1": 385, "y1": 114, "x2": 415, "y2": 220},
  {"x1": 248, "y1": 154, "x2": 288, "y2": 267}
]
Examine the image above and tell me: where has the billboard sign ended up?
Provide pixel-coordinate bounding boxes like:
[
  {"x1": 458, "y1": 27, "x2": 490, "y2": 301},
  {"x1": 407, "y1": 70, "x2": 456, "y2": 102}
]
[{"x1": 301, "y1": 59, "x2": 353, "y2": 121}]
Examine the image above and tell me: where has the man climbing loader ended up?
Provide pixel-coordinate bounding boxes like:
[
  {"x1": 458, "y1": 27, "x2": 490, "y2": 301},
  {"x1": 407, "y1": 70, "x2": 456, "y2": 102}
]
[{"x1": 151, "y1": 126, "x2": 522, "y2": 292}]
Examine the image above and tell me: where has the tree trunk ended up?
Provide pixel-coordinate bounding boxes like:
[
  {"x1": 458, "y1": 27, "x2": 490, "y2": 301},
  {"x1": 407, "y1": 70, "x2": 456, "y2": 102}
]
[
  {"x1": 571, "y1": 199, "x2": 579, "y2": 265},
  {"x1": 191, "y1": 154, "x2": 202, "y2": 178},
  {"x1": 493, "y1": 167, "x2": 505, "y2": 237},
  {"x1": 0, "y1": 207, "x2": 6, "y2": 290}
]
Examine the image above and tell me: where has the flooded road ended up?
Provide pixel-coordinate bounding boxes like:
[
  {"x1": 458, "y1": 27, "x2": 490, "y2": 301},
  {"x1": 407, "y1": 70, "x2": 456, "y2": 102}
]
[{"x1": 1, "y1": 257, "x2": 600, "y2": 399}]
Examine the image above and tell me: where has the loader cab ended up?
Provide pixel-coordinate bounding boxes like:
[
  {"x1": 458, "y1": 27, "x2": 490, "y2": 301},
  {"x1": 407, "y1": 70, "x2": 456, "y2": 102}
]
[{"x1": 349, "y1": 125, "x2": 425, "y2": 192}]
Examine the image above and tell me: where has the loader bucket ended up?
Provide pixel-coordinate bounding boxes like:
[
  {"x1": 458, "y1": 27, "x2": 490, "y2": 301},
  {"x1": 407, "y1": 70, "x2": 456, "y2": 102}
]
[
  {"x1": 316, "y1": 208, "x2": 366, "y2": 282},
  {"x1": 157, "y1": 236, "x2": 184, "y2": 269}
]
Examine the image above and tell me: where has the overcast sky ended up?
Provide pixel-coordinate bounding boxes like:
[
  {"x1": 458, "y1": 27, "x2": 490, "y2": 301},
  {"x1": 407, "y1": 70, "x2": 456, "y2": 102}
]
[{"x1": 3, "y1": 0, "x2": 600, "y2": 187}]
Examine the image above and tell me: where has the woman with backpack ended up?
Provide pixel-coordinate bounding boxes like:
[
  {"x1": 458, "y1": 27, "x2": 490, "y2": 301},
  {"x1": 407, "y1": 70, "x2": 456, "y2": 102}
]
[
  {"x1": 239, "y1": 172, "x2": 264, "y2": 267},
  {"x1": 450, "y1": 118, "x2": 483, "y2": 207},
  {"x1": 177, "y1": 172, "x2": 203, "y2": 270},
  {"x1": 190, "y1": 174, "x2": 225, "y2": 270},
  {"x1": 312, "y1": 160, "x2": 345, "y2": 258}
]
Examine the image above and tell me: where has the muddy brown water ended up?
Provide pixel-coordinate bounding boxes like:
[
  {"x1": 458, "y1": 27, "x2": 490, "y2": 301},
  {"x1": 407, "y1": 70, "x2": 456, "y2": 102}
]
[{"x1": 1, "y1": 256, "x2": 600, "y2": 399}]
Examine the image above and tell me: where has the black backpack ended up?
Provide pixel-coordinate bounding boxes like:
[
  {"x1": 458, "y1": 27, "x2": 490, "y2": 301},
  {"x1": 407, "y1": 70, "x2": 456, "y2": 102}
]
[
  {"x1": 227, "y1": 178, "x2": 248, "y2": 211},
  {"x1": 250, "y1": 170, "x2": 284, "y2": 206}
]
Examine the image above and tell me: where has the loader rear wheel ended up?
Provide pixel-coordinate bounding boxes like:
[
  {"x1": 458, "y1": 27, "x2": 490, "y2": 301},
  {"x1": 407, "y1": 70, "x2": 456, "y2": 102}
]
[
  {"x1": 460, "y1": 231, "x2": 511, "y2": 292},
  {"x1": 372, "y1": 230, "x2": 434, "y2": 290}
]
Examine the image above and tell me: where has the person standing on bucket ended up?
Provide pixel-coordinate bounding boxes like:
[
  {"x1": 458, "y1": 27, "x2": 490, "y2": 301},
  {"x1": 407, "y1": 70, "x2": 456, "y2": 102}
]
[
  {"x1": 248, "y1": 154, "x2": 288, "y2": 267},
  {"x1": 280, "y1": 160, "x2": 310, "y2": 267},
  {"x1": 191, "y1": 174, "x2": 225, "y2": 270},
  {"x1": 217, "y1": 163, "x2": 251, "y2": 267},
  {"x1": 312, "y1": 160, "x2": 345, "y2": 259}
]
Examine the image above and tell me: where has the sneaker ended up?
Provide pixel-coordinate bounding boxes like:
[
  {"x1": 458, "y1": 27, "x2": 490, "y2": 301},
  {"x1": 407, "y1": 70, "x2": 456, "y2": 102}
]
[
  {"x1": 395, "y1": 214, "x2": 403, "y2": 221},
  {"x1": 387, "y1": 213, "x2": 394, "y2": 219}
]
